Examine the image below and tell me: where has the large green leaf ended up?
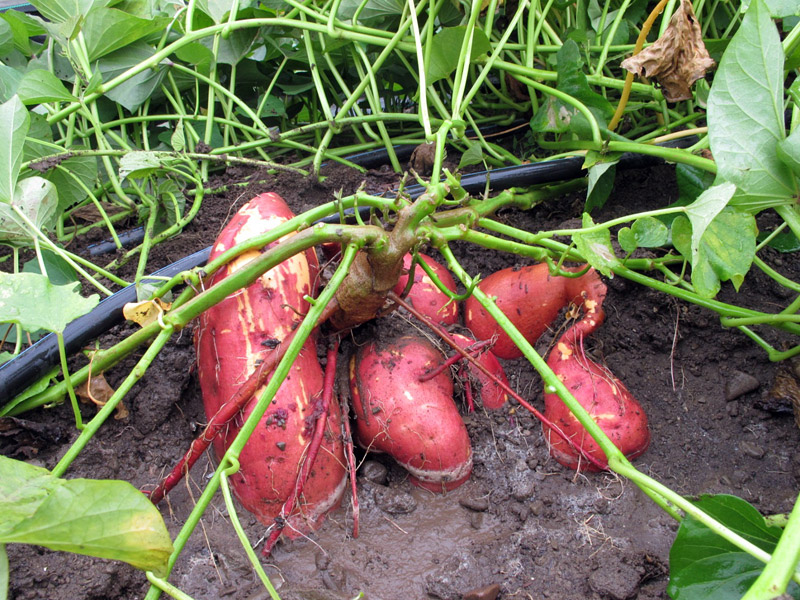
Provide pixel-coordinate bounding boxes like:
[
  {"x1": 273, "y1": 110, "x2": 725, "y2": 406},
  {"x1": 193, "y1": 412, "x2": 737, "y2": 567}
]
[
  {"x1": 425, "y1": 26, "x2": 491, "y2": 85},
  {"x1": 0, "y1": 456, "x2": 173, "y2": 576},
  {"x1": 82, "y1": 7, "x2": 169, "y2": 62},
  {"x1": 0, "y1": 65, "x2": 24, "y2": 103},
  {"x1": 672, "y1": 208, "x2": 757, "y2": 297},
  {"x1": 668, "y1": 494, "x2": 800, "y2": 600},
  {"x1": 0, "y1": 176, "x2": 58, "y2": 246},
  {"x1": 28, "y1": 0, "x2": 109, "y2": 24},
  {"x1": 0, "y1": 20, "x2": 14, "y2": 57},
  {"x1": 96, "y1": 42, "x2": 169, "y2": 112},
  {"x1": 45, "y1": 152, "x2": 97, "y2": 211},
  {"x1": 0, "y1": 96, "x2": 29, "y2": 204},
  {"x1": 336, "y1": 0, "x2": 404, "y2": 25},
  {"x1": 0, "y1": 272, "x2": 98, "y2": 333},
  {"x1": 707, "y1": 0, "x2": 798, "y2": 206},
  {"x1": 15, "y1": 70, "x2": 75, "y2": 105},
  {"x1": 199, "y1": 27, "x2": 258, "y2": 65}
]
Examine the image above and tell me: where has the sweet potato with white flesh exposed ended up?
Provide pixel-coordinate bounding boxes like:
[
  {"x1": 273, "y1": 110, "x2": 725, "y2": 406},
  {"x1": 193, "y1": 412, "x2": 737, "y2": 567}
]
[
  {"x1": 349, "y1": 335, "x2": 472, "y2": 492},
  {"x1": 195, "y1": 192, "x2": 346, "y2": 537},
  {"x1": 392, "y1": 253, "x2": 458, "y2": 326},
  {"x1": 542, "y1": 332, "x2": 650, "y2": 471},
  {"x1": 464, "y1": 264, "x2": 604, "y2": 359},
  {"x1": 451, "y1": 333, "x2": 509, "y2": 410}
]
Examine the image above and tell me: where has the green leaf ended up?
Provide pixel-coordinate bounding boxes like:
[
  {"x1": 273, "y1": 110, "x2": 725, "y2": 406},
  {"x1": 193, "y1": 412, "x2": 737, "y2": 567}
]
[
  {"x1": 27, "y1": 0, "x2": 104, "y2": 24},
  {"x1": 676, "y1": 163, "x2": 715, "y2": 205},
  {"x1": 256, "y1": 93, "x2": 287, "y2": 119},
  {"x1": 584, "y1": 161, "x2": 616, "y2": 213},
  {"x1": 336, "y1": 0, "x2": 404, "y2": 25},
  {"x1": 425, "y1": 26, "x2": 491, "y2": 85},
  {"x1": 0, "y1": 95, "x2": 29, "y2": 203},
  {"x1": 618, "y1": 216, "x2": 669, "y2": 253},
  {"x1": 0, "y1": 365, "x2": 60, "y2": 416},
  {"x1": 174, "y1": 41, "x2": 215, "y2": 70},
  {"x1": 42, "y1": 151, "x2": 97, "y2": 211},
  {"x1": 458, "y1": 141, "x2": 484, "y2": 169},
  {"x1": 0, "y1": 65, "x2": 24, "y2": 104},
  {"x1": 707, "y1": 0, "x2": 798, "y2": 206},
  {"x1": 759, "y1": 230, "x2": 800, "y2": 253},
  {"x1": 0, "y1": 272, "x2": 99, "y2": 333},
  {"x1": 776, "y1": 126, "x2": 800, "y2": 178},
  {"x1": 169, "y1": 119, "x2": 185, "y2": 152},
  {"x1": 0, "y1": 12, "x2": 31, "y2": 57},
  {"x1": 572, "y1": 213, "x2": 620, "y2": 277},
  {"x1": 0, "y1": 20, "x2": 14, "y2": 57},
  {"x1": 0, "y1": 176, "x2": 58, "y2": 246},
  {"x1": 194, "y1": 0, "x2": 234, "y2": 22},
  {"x1": 667, "y1": 494, "x2": 800, "y2": 600},
  {"x1": 15, "y1": 70, "x2": 75, "y2": 105},
  {"x1": 0, "y1": 457, "x2": 61, "y2": 527},
  {"x1": 0, "y1": 456, "x2": 173, "y2": 576},
  {"x1": 96, "y1": 42, "x2": 167, "y2": 112},
  {"x1": 684, "y1": 182, "x2": 737, "y2": 261},
  {"x1": 199, "y1": 27, "x2": 258, "y2": 65},
  {"x1": 531, "y1": 40, "x2": 612, "y2": 135},
  {"x1": 552, "y1": 40, "x2": 613, "y2": 117},
  {"x1": 82, "y1": 8, "x2": 169, "y2": 61},
  {"x1": 672, "y1": 208, "x2": 757, "y2": 297},
  {"x1": 119, "y1": 151, "x2": 161, "y2": 180},
  {"x1": 23, "y1": 250, "x2": 78, "y2": 286}
]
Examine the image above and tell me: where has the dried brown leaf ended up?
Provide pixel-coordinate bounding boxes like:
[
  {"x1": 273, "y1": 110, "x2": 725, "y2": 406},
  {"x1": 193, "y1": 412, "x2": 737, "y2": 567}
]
[
  {"x1": 621, "y1": 0, "x2": 715, "y2": 102},
  {"x1": 76, "y1": 373, "x2": 129, "y2": 420},
  {"x1": 77, "y1": 373, "x2": 115, "y2": 406}
]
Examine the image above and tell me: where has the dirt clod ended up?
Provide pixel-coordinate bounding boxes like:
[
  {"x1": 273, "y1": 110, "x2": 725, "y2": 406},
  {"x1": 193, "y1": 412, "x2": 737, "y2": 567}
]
[{"x1": 725, "y1": 370, "x2": 761, "y2": 401}]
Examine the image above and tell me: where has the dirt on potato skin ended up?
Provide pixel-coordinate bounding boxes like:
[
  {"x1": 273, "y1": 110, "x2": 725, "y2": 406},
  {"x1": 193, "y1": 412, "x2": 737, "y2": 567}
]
[{"x1": 4, "y1": 162, "x2": 800, "y2": 600}]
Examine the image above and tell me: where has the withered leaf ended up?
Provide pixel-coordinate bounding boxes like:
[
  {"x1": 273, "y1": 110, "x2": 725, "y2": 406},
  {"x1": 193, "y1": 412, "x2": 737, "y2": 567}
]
[
  {"x1": 123, "y1": 298, "x2": 172, "y2": 328},
  {"x1": 621, "y1": 0, "x2": 715, "y2": 102},
  {"x1": 76, "y1": 373, "x2": 129, "y2": 420}
]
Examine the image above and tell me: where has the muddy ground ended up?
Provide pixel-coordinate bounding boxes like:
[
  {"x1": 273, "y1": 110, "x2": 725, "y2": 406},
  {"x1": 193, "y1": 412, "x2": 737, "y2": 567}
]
[{"x1": 4, "y1": 161, "x2": 800, "y2": 600}]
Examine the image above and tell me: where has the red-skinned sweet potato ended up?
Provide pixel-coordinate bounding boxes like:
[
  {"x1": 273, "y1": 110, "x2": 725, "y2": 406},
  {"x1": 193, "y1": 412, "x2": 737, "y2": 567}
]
[
  {"x1": 393, "y1": 253, "x2": 458, "y2": 325},
  {"x1": 450, "y1": 332, "x2": 509, "y2": 409},
  {"x1": 349, "y1": 335, "x2": 472, "y2": 492},
  {"x1": 464, "y1": 264, "x2": 604, "y2": 359},
  {"x1": 195, "y1": 192, "x2": 346, "y2": 536},
  {"x1": 542, "y1": 332, "x2": 650, "y2": 472}
]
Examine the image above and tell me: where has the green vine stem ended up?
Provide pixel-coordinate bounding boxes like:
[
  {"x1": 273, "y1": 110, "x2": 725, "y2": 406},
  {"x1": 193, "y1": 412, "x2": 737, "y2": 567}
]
[
  {"x1": 219, "y1": 459, "x2": 282, "y2": 600},
  {"x1": 52, "y1": 326, "x2": 175, "y2": 477},
  {"x1": 741, "y1": 491, "x2": 800, "y2": 599}
]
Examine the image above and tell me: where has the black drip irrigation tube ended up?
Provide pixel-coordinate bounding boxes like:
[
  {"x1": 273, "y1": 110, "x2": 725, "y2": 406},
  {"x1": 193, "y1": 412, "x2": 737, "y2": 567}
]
[{"x1": 0, "y1": 143, "x2": 687, "y2": 404}]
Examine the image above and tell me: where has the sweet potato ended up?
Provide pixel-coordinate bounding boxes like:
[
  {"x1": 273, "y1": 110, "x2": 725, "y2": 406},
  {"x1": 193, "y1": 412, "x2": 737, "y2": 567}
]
[
  {"x1": 450, "y1": 333, "x2": 509, "y2": 409},
  {"x1": 393, "y1": 253, "x2": 458, "y2": 325},
  {"x1": 195, "y1": 192, "x2": 346, "y2": 536},
  {"x1": 542, "y1": 332, "x2": 650, "y2": 471},
  {"x1": 464, "y1": 264, "x2": 604, "y2": 359},
  {"x1": 349, "y1": 335, "x2": 472, "y2": 492}
]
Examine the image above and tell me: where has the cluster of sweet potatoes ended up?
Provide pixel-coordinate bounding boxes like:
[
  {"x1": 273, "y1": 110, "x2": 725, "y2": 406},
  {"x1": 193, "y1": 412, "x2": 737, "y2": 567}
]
[{"x1": 189, "y1": 193, "x2": 650, "y2": 547}]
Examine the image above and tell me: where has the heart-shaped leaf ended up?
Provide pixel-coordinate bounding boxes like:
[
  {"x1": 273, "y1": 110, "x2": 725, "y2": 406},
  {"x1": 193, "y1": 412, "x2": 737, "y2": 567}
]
[{"x1": 0, "y1": 272, "x2": 98, "y2": 333}]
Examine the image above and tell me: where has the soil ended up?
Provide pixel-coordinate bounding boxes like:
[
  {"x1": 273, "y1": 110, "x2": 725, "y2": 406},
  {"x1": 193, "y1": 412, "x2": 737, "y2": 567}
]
[{"x1": 4, "y1": 160, "x2": 800, "y2": 600}]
